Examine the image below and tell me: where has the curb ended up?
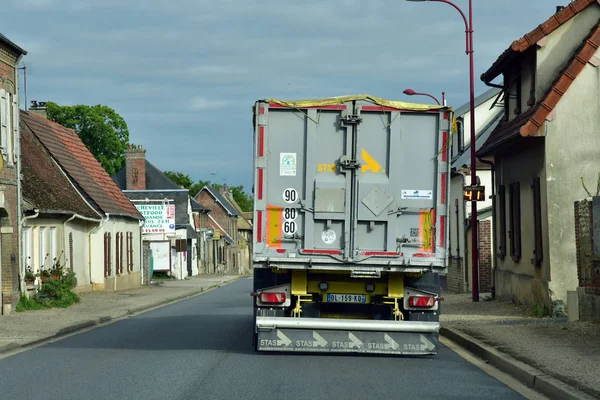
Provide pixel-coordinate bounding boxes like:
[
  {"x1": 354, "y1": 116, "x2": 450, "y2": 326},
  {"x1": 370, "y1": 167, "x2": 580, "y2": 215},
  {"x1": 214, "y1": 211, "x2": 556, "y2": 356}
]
[
  {"x1": 440, "y1": 327, "x2": 596, "y2": 400},
  {"x1": 0, "y1": 276, "x2": 243, "y2": 356}
]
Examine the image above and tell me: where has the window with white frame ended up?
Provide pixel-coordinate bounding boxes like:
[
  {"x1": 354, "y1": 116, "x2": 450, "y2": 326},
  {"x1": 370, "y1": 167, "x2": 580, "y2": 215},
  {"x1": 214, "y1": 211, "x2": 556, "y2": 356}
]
[
  {"x1": 23, "y1": 227, "x2": 32, "y2": 272},
  {"x1": 0, "y1": 89, "x2": 14, "y2": 164},
  {"x1": 39, "y1": 227, "x2": 47, "y2": 270},
  {"x1": 49, "y1": 227, "x2": 57, "y2": 267}
]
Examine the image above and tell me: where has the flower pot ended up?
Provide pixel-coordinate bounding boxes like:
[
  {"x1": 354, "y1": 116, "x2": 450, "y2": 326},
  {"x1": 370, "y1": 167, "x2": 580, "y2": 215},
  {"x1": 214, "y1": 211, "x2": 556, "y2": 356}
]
[
  {"x1": 52, "y1": 275, "x2": 61, "y2": 280},
  {"x1": 41, "y1": 276, "x2": 49, "y2": 283},
  {"x1": 25, "y1": 279, "x2": 35, "y2": 285}
]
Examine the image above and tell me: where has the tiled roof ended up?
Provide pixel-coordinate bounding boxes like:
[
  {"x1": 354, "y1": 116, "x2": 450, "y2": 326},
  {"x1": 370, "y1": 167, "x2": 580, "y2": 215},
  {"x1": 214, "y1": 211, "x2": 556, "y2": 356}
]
[
  {"x1": 476, "y1": 105, "x2": 542, "y2": 157},
  {"x1": 208, "y1": 215, "x2": 233, "y2": 244},
  {"x1": 20, "y1": 117, "x2": 100, "y2": 218},
  {"x1": 21, "y1": 112, "x2": 143, "y2": 220},
  {"x1": 481, "y1": 0, "x2": 598, "y2": 83},
  {"x1": 520, "y1": 23, "x2": 600, "y2": 136},
  {"x1": 477, "y1": 20, "x2": 600, "y2": 157},
  {"x1": 197, "y1": 186, "x2": 240, "y2": 216},
  {"x1": 190, "y1": 197, "x2": 208, "y2": 212}
]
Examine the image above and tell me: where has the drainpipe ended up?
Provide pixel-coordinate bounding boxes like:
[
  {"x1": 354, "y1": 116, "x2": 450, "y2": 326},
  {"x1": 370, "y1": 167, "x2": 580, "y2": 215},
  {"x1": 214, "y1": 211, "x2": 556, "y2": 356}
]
[
  {"x1": 455, "y1": 170, "x2": 469, "y2": 291},
  {"x1": 89, "y1": 214, "x2": 110, "y2": 288},
  {"x1": 139, "y1": 218, "x2": 145, "y2": 285},
  {"x1": 20, "y1": 209, "x2": 40, "y2": 291},
  {"x1": 478, "y1": 157, "x2": 497, "y2": 299},
  {"x1": 15, "y1": 53, "x2": 25, "y2": 294}
]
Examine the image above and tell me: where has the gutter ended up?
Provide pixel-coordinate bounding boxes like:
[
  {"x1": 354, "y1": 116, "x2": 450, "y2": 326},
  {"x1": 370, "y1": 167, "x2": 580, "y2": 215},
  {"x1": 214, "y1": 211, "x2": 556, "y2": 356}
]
[
  {"x1": 478, "y1": 157, "x2": 497, "y2": 299},
  {"x1": 15, "y1": 52, "x2": 25, "y2": 294}
]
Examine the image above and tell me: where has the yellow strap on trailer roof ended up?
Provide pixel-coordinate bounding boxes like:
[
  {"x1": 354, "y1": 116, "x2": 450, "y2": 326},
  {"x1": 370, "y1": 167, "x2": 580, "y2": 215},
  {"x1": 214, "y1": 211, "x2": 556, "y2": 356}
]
[
  {"x1": 264, "y1": 94, "x2": 457, "y2": 133},
  {"x1": 265, "y1": 94, "x2": 449, "y2": 112}
]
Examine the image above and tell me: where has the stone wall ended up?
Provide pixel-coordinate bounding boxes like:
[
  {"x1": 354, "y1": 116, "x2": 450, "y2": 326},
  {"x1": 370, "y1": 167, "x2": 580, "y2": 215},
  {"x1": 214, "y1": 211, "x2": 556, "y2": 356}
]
[{"x1": 574, "y1": 198, "x2": 600, "y2": 321}]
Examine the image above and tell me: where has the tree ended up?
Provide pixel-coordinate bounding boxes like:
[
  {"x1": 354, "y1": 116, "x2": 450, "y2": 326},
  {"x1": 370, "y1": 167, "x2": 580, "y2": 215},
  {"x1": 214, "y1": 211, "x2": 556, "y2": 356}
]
[
  {"x1": 228, "y1": 185, "x2": 253, "y2": 212},
  {"x1": 46, "y1": 102, "x2": 130, "y2": 177},
  {"x1": 164, "y1": 170, "x2": 194, "y2": 190}
]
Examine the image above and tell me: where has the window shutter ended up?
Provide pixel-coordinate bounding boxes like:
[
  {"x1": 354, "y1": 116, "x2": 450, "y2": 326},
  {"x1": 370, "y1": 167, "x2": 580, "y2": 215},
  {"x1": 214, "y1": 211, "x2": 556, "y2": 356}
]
[
  {"x1": 11, "y1": 93, "x2": 17, "y2": 164},
  {"x1": 0, "y1": 89, "x2": 8, "y2": 155}
]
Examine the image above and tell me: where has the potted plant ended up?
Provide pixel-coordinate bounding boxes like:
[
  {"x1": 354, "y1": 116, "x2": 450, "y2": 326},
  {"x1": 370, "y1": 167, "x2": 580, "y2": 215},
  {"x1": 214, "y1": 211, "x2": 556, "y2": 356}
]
[
  {"x1": 24, "y1": 270, "x2": 35, "y2": 285},
  {"x1": 50, "y1": 258, "x2": 64, "y2": 280},
  {"x1": 38, "y1": 269, "x2": 51, "y2": 283}
]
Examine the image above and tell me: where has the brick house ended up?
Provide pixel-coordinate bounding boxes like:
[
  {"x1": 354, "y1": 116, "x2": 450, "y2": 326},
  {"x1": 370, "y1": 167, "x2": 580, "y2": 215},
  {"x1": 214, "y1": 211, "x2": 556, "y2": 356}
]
[
  {"x1": 20, "y1": 107, "x2": 144, "y2": 292},
  {"x1": 0, "y1": 34, "x2": 26, "y2": 315},
  {"x1": 194, "y1": 185, "x2": 240, "y2": 274},
  {"x1": 219, "y1": 185, "x2": 253, "y2": 274},
  {"x1": 476, "y1": 0, "x2": 600, "y2": 308},
  {"x1": 113, "y1": 145, "x2": 209, "y2": 280}
]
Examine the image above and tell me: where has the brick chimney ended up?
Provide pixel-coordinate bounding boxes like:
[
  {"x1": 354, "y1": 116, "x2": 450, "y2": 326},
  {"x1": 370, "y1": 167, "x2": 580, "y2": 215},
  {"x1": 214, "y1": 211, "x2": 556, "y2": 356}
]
[
  {"x1": 219, "y1": 184, "x2": 231, "y2": 199},
  {"x1": 29, "y1": 100, "x2": 47, "y2": 119},
  {"x1": 125, "y1": 144, "x2": 146, "y2": 190}
]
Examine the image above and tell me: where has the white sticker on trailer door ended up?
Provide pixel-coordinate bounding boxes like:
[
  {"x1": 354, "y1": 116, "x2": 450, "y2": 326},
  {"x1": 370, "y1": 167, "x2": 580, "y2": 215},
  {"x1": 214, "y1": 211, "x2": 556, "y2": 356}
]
[
  {"x1": 401, "y1": 190, "x2": 433, "y2": 200},
  {"x1": 280, "y1": 153, "x2": 297, "y2": 176}
]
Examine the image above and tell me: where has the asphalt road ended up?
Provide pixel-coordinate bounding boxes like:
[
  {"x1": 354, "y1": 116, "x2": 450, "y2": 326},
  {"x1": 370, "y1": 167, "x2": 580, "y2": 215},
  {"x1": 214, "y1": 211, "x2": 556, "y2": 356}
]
[{"x1": 0, "y1": 278, "x2": 526, "y2": 400}]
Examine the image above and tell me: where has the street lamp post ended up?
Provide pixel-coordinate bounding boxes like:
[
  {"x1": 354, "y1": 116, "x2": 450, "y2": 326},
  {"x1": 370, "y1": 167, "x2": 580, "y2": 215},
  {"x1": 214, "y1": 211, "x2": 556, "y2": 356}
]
[
  {"x1": 403, "y1": 88, "x2": 441, "y2": 105},
  {"x1": 407, "y1": 0, "x2": 479, "y2": 301}
]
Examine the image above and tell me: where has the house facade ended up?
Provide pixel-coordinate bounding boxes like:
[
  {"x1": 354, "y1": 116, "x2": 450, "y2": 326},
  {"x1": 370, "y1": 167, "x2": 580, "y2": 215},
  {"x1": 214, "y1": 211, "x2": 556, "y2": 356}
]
[
  {"x1": 21, "y1": 107, "x2": 144, "y2": 292},
  {"x1": 195, "y1": 186, "x2": 240, "y2": 274},
  {"x1": 0, "y1": 34, "x2": 26, "y2": 314},
  {"x1": 477, "y1": 0, "x2": 600, "y2": 308},
  {"x1": 219, "y1": 186, "x2": 253, "y2": 274},
  {"x1": 447, "y1": 88, "x2": 504, "y2": 294},
  {"x1": 113, "y1": 145, "x2": 208, "y2": 280}
]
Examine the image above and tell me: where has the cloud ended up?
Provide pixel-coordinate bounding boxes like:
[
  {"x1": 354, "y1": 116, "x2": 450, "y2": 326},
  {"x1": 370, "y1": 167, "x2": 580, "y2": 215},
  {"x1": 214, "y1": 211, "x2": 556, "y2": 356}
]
[
  {"x1": 12, "y1": 0, "x2": 55, "y2": 8},
  {"x1": 189, "y1": 97, "x2": 230, "y2": 110},
  {"x1": 2, "y1": 0, "x2": 559, "y2": 187}
]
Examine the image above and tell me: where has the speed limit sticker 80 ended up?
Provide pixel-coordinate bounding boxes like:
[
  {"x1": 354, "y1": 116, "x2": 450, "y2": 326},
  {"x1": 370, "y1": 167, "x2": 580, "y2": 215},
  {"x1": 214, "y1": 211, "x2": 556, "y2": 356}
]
[{"x1": 282, "y1": 188, "x2": 298, "y2": 235}]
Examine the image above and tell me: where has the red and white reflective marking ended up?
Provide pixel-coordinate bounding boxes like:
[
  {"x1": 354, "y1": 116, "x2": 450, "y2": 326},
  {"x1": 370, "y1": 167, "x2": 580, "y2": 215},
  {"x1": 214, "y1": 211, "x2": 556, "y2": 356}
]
[
  {"x1": 408, "y1": 295, "x2": 436, "y2": 308},
  {"x1": 256, "y1": 210, "x2": 263, "y2": 243},
  {"x1": 360, "y1": 251, "x2": 400, "y2": 257},
  {"x1": 299, "y1": 249, "x2": 341, "y2": 256},
  {"x1": 259, "y1": 292, "x2": 286, "y2": 304}
]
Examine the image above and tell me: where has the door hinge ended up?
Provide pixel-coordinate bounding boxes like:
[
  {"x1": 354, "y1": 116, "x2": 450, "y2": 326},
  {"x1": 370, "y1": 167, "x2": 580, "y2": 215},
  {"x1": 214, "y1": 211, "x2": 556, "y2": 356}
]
[
  {"x1": 338, "y1": 155, "x2": 361, "y2": 170},
  {"x1": 340, "y1": 109, "x2": 362, "y2": 126}
]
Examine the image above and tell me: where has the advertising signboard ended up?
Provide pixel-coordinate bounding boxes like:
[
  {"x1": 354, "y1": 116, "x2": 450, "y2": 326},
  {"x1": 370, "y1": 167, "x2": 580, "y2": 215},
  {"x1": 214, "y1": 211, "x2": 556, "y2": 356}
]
[{"x1": 136, "y1": 204, "x2": 176, "y2": 234}]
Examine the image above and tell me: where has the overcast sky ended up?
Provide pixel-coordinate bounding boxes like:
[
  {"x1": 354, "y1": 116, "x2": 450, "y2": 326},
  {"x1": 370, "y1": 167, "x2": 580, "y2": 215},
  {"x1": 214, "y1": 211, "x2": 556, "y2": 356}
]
[{"x1": 4, "y1": 0, "x2": 558, "y2": 190}]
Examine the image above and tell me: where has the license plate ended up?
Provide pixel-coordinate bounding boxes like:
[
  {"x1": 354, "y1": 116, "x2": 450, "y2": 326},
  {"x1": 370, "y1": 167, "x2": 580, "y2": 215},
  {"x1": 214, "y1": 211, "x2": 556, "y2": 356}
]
[{"x1": 326, "y1": 294, "x2": 366, "y2": 303}]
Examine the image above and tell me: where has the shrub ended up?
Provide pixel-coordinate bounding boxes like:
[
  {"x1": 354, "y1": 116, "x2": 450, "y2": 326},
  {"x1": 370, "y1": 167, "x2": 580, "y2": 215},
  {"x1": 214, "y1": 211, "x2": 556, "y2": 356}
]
[{"x1": 17, "y1": 270, "x2": 80, "y2": 311}]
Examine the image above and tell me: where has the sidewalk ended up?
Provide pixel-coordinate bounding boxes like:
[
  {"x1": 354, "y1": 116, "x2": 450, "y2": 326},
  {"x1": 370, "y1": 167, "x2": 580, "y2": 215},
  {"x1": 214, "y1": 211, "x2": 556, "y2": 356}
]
[
  {"x1": 0, "y1": 274, "x2": 243, "y2": 354},
  {"x1": 441, "y1": 292, "x2": 600, "y2": 400}
]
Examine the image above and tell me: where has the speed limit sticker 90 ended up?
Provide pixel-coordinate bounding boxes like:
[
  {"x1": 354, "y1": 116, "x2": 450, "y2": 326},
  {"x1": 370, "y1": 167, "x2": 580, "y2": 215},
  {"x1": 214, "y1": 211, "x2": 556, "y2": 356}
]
[{"x1": 283, "y1": 188, "x2": 298, "y2": 204}]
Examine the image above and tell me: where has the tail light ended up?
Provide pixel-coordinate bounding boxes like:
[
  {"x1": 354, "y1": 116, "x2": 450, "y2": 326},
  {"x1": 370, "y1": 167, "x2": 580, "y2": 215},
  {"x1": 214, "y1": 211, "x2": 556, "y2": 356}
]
[
  {"x1": 408, "y1": 295, "x2": 436, "y2": 308},
  {"x1": 259, "y1": 292, "x2": 286, "y2": 304}
]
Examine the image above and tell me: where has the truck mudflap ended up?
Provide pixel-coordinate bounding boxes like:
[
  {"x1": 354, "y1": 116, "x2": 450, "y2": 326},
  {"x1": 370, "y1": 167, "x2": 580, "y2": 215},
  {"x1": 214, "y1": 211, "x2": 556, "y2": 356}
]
[{"x1": 256, "y1": 317, "x2": 439, "y2": 355}]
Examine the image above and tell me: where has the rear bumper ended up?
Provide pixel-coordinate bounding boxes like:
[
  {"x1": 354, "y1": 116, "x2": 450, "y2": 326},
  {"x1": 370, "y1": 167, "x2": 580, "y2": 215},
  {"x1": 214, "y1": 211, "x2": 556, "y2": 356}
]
[{"x1": 255, "y1": 316, "x2": 439, "y2": 355}]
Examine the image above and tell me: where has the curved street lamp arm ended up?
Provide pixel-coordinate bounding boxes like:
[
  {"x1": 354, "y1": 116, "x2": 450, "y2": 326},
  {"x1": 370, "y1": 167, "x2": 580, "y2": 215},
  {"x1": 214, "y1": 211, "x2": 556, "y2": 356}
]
[
  {"x1": 416, "y1": 92, "x2": 441, "y2": 105},
  {"x1": 415, "y1": 0, "x2": 470, "y2": 54}
]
